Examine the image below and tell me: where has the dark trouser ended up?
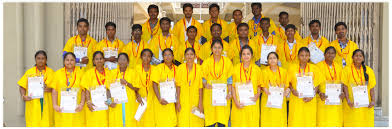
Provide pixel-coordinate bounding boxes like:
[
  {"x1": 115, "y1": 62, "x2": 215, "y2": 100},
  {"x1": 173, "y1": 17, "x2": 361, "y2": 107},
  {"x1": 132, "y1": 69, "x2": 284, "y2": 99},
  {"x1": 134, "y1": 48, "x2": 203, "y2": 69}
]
[{"x1": 207, "y1": 123, "x2": 225, "y2": 127}]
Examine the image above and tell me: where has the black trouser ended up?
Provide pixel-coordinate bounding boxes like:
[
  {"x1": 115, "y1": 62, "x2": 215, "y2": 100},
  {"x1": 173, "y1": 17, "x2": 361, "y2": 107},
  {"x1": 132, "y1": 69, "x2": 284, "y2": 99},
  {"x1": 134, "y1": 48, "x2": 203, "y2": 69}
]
[{"x1": 207, "y1": 122, "x2": 225, "y2": 127}]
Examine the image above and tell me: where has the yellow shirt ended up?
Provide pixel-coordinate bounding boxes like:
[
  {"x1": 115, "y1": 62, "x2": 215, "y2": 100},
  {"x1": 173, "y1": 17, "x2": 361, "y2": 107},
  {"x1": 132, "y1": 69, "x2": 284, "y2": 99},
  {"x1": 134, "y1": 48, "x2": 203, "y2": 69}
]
[
  {"x1": 247, "y1": 15, "x2": 278, "y2": 39},
  {"x1": 252, "y1": 33, "x2": 284, "y2": 69},
  {"x1": 280, "y1": 40, "x2": 306, "y2": 69},
  {"x1": 316, "y1": 61, "x2": 343, "y2": 127},
  {"x1": 287, "y1": 63, "x2": 323, "y2": 127},
  {"x1": 202, "y1": 18, "x2": 229, "y2": 41},
  {"x1": 341, "y1": 64, "x2": 376, "y2": 127},
  {"x1": 260, "y1": 66, "x2": 289, "y2": 127},
  {"x1": 231, "y1": 63, "x2": 261, "y2": 127},
  {"x1": 229, "y1": 37, "x2": 258, "y2": 65},
  {"x1": 96, "y1": 38, "x2": 125, "y2": 53},
  {"x1": 80, "y1": 67, "x2": 110, "y2": 127},
  {"x1": 175, "y1": 63, "x2": 204, "y2": 127},
  {"x1": 201, "y1": 56, "x2": 233, "y2": 126},
  {"x1": 302, "y1": 35, "x2": 330, "y2": 53},
  {"x1": 150, "y1": 34, "x2": 183, "y2": 62},
  {"x1": 227, "y1": 22, "x2": 249, "y2": 42},
  {"x1": 17, "y1": 66, "x2": 55, "y2": 127},
  {"x1": 200, "y1": 39, "x2": 233, "y2": 61},
  {"x1": 172, "y1": 17, "x2": 204, "y2": 43},
  {"x1": 63, "y1": 34, "x2": 98, "y2": 71},
  {"x1": 141, "y1": 19, "x2": 161, "y2": 43},
  {"x1": 151, "y1": 63, "x2": 178, "y2": 127},
  {"x1": 133, "y1": 64, "x2": 156, "y2": 127},
  {"x1": 177, "y1": 40, "x2": 203, "y2": 63},
  {"x1": 47, "y1": 67, "x2": 85, "y2": 127},
  {"x1": 122, "y1": 40, "x2": 149, "y2": 69},
  {"x1": 275, "y1": 26, "x2": 303, "y2": 41},
  {"x1": 330, "y1": 39, "x2": 359, "y2": 67}
]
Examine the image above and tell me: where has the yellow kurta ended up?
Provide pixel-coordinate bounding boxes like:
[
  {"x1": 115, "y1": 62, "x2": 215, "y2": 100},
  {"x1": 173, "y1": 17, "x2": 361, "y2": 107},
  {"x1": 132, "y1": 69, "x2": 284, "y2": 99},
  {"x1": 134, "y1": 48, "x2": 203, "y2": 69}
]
[
  {"x1": 341, "y1": 64, "x2": 376, "y2": 127},
  {"x1": 302, "y1": 35, "x2": 330, "y2": 53},
  {"x1": 247, "y1": 15, "x2": 278, "y2": 39},
  {"x1": 17, "y1": 66, "x2": 55, "y2": 127},
  {"x1": 316, "y1": 61, "x2": 343, "y2": 127},
  {"x1": 141, "y1": 19, "x2": 161, "y2": 43},
  {"x1": 229, "y1": 37, "x2": 258, "y2": 65},
  {"x1": 252, "y1": 33, "x2": 284, "y2": 69},
  {"x1": 287, "y1": 63, "x2": 323, "y2": 127},
  {"x1": 227, "y1": 22, "x2": 249, "y2": 43},
  {"x1": 172, "y1": 17, "x2": 204, "y2": 43},
  {"x1": 107, "y1": 68, "x2": 138, "y2": 127},
  {"x1": 201, "y1": 56, "x2": 233, "y2": 126},
  {"x1": 175, "y1": 63, "x2": 204, "y2": 127},
  {"x1": 133, "y1": 64, "x2": 156, "y2": 127},
  {"x1": 47, "y1": 67, "x2": 85, "y2": 127},
  {"x1": 280, "y1": 40, "x2": 306, "y2": 69},
  {"x1": 80, "y1": 67, "x2": 110, "y2": 127},
  {"x1": 150, "y1": 34, "x2": 184, "y2": 62},
  {"x1": 63, "y1": 35, "x2": 98, "y2": 72},
  {"x1": 275, "y1": 26, "x2": 303, "y2": 41},
  {"x1": 95, "y1": 38, "x2": 125, "y2": 53},
  {"x1": 201, "y1": 18, "x2": 229, "y2": 41},
  {"x1": 122, "y1": 40, "x2": 149, "y2": 69},
  {"x1": 231, "y1": 63, "x2": 261, "y2": 127},
  {"x1": 151, "y1": 63, "x2": 178, "y2": 127},
  {"x1": 260, "y1": 66, "x2": 289, "y2": 127},
  {"x1": 330, "y1": 40, "x2": 359, "y2": 67},
  {"x1": 200, "y1": 39, "x2": 233, "y2": 61}
]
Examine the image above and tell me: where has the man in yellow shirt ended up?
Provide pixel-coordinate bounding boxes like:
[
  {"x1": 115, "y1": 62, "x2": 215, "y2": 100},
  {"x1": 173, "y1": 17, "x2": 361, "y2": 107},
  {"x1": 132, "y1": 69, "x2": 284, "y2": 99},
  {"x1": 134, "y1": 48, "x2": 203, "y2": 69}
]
[
  {"x1": 276, "y1": 11, "x2": 302, "y2": 41},
  {"x1": 228, "y1": 10, "x2": 245, "y2": 43},
  {"x1": 96, "y1": 22, "x2": 125, "y2": 70},
  {"x1": 173, "y1": 3, "x2": 204, "y2": 44},
  {"x1": 201, "y1": 3, "x2": 229, "y2": 44},
  {"x1": 122, "y1": 24, "x2": 149, "y2": 69},
  {"x1": 248, "y1": 2, "x2": 277, "y2": 38},
  {"x1": 141, "y1": 4, "x2": 161, "y2": 43},
  {"x1": 200, "y1": 23, "x2": 233, "y2": 61},
  {"x1": 302, "y1": 20, "x2": 330, "y2": 64},
  {"x1": 330, "y1": 22, "x2": 358, "y2": 67}
]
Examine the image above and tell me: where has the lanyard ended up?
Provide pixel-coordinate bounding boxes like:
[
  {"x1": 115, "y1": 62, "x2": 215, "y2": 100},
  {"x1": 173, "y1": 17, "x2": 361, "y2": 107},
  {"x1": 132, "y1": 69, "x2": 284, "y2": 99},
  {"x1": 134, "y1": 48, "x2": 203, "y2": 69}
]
[
  {"x1": 186, "y1": 63, "x2": 197, "y2": 86},
  {"x1": 324, "y1": 61, "x2": 337, "y2": 81},
  {"x1": 35, "y1": 66, "x2": 47, "y2": 83},
  {"x1": 298, "y1": 64, "x2": 310, "y2": 76},
  {"x1": 240, "y1": 63, "x2": 252, "y2": 82},
  {"x1": 105, "y1": 38, "x2": 119, "y2": 49},
  {"x1": 95, "y1": 68, "x2": 106, "y2": 85},
  {"x1": 142, "y1": 64, "x2": 151, "y2": 95},
  {"x1": 308, "y1": 36, "x2": 323, "y2": 48},
  {"x1": 132, "y1": 40, "x2": 144, "y2": 57},
  {"x1": 164, "y1": 64, "x2": 176, "y2": 81},
  {"x1": 268, "y1": 66, "x2": 281, "y2": 86},
  {"x1": 351, "y1": 64, "x2": 364, "y2": 85},
  {"x1": 211, "y1": 56, "x2": 224, "y2": 79},
  {"x1": 75, "y1": 35, "x2": 91, "y2": 47},
  {"x1": 65, "y1": 67, "x2": 77, "y2": 88},
  {"x1": 147, "y1": 19, "x2": 159, "y2": 37},
  {"x1": 158, "y1": 35, "x2": 173, "y2": 51},
  {"x1": 284, "y1": 40, "x2": 297, "y2": 61}
]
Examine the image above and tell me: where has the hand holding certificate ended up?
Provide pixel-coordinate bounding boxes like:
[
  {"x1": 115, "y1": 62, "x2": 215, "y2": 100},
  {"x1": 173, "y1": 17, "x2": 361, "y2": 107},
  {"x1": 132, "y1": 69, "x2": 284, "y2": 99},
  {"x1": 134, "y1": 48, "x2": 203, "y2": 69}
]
[
  {"x1": 74, "y1": 46, "x2": 88, "y2": 67},
  {"x1": 90, "y1": 85, "x2": 108, "y2": 111},
  {"x1": 308, "y1": 43, "x2": 324, "y2": 64},
  {"x1": 296, "y1": 74, "x2": 315, "y2": 98},
  {"x1": 212, "y1": 82, "x2": 227, "y2": 106},
  {"x1": 235, "y1": 82, "x2": 255, "y2": 106},
  {"x1": 159, "y1": 81, "x2": 177, "y2": 103},
  {"x1": 134, "y1": 97, "x2": 147, "y2": 121},
  {"x1": 28, "y1": 76, "x2": 44, "y2": 99},
  {"x1": 267, "y1": 86, "x2": 284, "y2": 108},
  {"x1": 60, "y1": 89, "x2": 78, "y2": 113},
  {"x1": 260, "y1": 44, "x2": 277, "y2": 65},
  {"x1": 325, "y1": 83, "x2": 342, "y2": 105},
  {"x1": 352, "y1": 85, "x2": 369, "y2": 108},
  {"x1": 110, "y1": 81, "x2": 128, "y2": 103}
]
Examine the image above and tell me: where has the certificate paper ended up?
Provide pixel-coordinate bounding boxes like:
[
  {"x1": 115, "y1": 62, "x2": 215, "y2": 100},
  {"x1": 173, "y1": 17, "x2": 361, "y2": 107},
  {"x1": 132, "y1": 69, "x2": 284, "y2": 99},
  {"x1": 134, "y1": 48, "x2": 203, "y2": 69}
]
[
  {"x1": 325, "y1": 83, "x2": 342, "y2": 105},
  {"x1": 235, "y1": 83, "x2": 255, "y2": 106},
  {"x1": 110, "y1": 81, "x2": 128, "y2": 103},
  {"x1": 296, "y1": 73, "x2": 315, "y2": 98},
  {"x1": 266, "y1": 86, "x2": 284, "y2": 109},
  {"x1": 212, "y1": 82, "x2": 227, "y2": 106},
  {"x1": 159, "y1": 81, "x2": 177, "y2": 103},
  {"x1": 104, "y1": 47, "x2": 118, "y2": 70},
  {"x1": 90, "y1": 85, "x2": 108, "y2": 111},
  {"x1": 134, "y1": 98, "x2": 147, "y2": 121},
  {"x1": 74, "y1": 46, "x2": 88, "y2": 67},
  {"x1": 60, "y1": 89, "x2": 78, "y2": 113},
  {"x1": 352, "y1": 85, "x2": 369, "y2": 108},
  {"x1": 260, "y1": 44, "x2": 277, "y2": 65},
  {"x1": 28, "y1": 76, "x2": 44, "y2": 99},
  {"x1": 308, "y1": 43, "x2": 324, "y2": 64}
]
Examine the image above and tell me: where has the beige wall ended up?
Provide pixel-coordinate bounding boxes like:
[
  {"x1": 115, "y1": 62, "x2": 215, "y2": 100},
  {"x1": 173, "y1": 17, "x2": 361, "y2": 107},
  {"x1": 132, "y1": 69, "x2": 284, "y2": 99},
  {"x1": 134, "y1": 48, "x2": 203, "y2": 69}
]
[{"x1": 380, "y1": 3, "x2": 389, "y2": 116}]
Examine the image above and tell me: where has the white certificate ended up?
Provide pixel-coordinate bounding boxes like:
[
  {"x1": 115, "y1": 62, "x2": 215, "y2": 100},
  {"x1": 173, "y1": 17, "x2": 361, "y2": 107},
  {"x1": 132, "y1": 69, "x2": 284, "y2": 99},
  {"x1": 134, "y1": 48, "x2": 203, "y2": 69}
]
[
  {"x1": 260, "y1": 44, "x2": 277, "y2": 65},
  {"x1": 159, "y1": 81, "x2": 177, "y2": 103},
  {"x1": 28, "y1": 76, "x2": 44, "y2": 99},
  {"x1": 134, "y1": 97, "x2": 147, "y2": 121},
  {"x1": 352, "y1": 85, "x2": 369, "y2": 108},
  {"x1": 110, "y1": 81, "x2": 128, "y2": 103},
  {"x1": 236, "y1": 83, "x2": 255, "y2": 106},
  {"x1": 191, "y1": 107, "x2": 205, "y2": 119},
  {"x1": 60, "y1": 90, "x2": 78, "y2": 113},
  {"x1": 74, "y1": 46, "x2": 88, "y2": 67},
  {"x1": 90, "y1": 85, "x2": 108, "y2": 111},
  {"x1": 104, "y1": 48, "x2": 118, "y2": 70},
  {"x1": 325, "y1": 83, "x2": 342, "y2": 105},
  {"x1": 266, "y1": 86, "x2": 284, "y2": 109},
  {"x1": 212, "y1": 83, "x2": 227, "y2": 106},
  {"x1": 308, "y1": 43, "x2": 325, "y2": 64},
  {"x1": 296, "y1": 74, "x2": 315, "y2": 98}
]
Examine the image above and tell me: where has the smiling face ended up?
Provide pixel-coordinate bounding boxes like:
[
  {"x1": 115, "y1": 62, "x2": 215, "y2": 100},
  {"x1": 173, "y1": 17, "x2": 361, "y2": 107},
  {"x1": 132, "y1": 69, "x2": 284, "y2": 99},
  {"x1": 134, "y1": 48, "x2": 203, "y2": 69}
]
[
  {"x1": 118, "y1": 54, "x2": 129, "y2": 69},
  {"x1": 279, "y1": 14, "x2": 289, "y2": 26},
  {"x1": 211, "y1": 25, "x2": 222, "y2": 39},
  {"x1": 260, "y1": 20, "x2": 270, "y2": 32},
  {"x1": 106, "y1": 26, "x2": 116, "y2": 39},
  {"x1": 233, "y1": 10, "x2": 243, "y2": 23},
  {"x1": 285, "y1": 28, "x2": 295, "y2": 39},
  {"x1": 132, "y1": 28, "x2": 142, "y2": 40},
  {"x1": 309, "y1": 23, "x2": 320, "y2": 36},
  {"x1": 183, "y1": 6, "x2": 193, "y2": 19},
  {"x1": 353, "y1": 51, "x2": 364, "y2": 65},
  {"x1": 335, "y1": 25, "x2": 347, "y2": 38},
  {"x1": 148, "y1": 7, "x2": 159, "y2": 19},
  {"x1": 324, "y1": 48, "x2": 336, "y2": 63},
  {"x1": 185, "y1": 50, "x2": 196, "y2": 63},
  {"x1": 141, "y1": 51, "x2": 152, "y2": 64},
  {"x1": 241, "y1": 48, "x2": 252, "y2": 63},
  {"x1": 77, "y1": 22, "x2": 89, "y2": 36},
  {"x1": 298, "y1": 50, "x2": 310, "y2": 64},
  {"x1": 163, "y1": 50, "x2": 174, "y2": 64},
  {"x1": 238, "y1": 25, "x2": 249, "y2": 38},
  {"x1": 186, "y1": 28, "x2": 197, "y2": 40},
  {"x1": 267, "y1": 53, "x2": 278, "y2": 67},
  {"x1": 212, "y1": 42, "x2": 223, "y2": 56},
  {"x1": 209, "y1": 7, "x2": 219, "y2": 19},
  {"x1": 93, "y1": 53, "x2": 105, "y2": 68},
  {"x1": 64, "y1": 54, "x2": 76, "y2": 69},
  {"x1": 160, "y1": 20, "x2": 171, "y2": 32},
  {"x1": 251, "y1": 5, "x2": 261, "y2": 17}
]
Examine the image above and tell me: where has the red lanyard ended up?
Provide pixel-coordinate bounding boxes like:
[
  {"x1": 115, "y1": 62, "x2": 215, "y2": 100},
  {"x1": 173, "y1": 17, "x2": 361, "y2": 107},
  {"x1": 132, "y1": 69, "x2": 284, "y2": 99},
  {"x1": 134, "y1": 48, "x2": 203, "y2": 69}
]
[
  {"x1": 351, "y1": 65, "x2": 364, "y2": 85},
  {"x1": 308, "y1": 36, "x2": 322, "y2": 48},
  {"x1": 94, "y1": 68, "x2": 106, "y2": 85},
  {"x1": 240, "y1": 63, "x2": 252, "y2": 81},
  {"x1": 212, "y1": 56, "x2": 225, "y2": 79},
  {"x1": 75, "y1": 35, "x2": 91, "y2": 47},
  {"x1": 147, "y1": 19, "x2": 159, "y2": 36},
  {"x1": 142, "y1": 64, "x2": 152, "y2": 96},
  {"x1": 132, "y1": 40, "x2": 144, "y2": 57},
  {"x1": 251, "y1": 18, "x2": 261, "y2": 33},
  {"x1": 324, "y1": 61, "x2": 337, "y2": 81},
  {"x1": 268, "y1": 66, "x2": 281, "y2": 86},
  {"x1": 298, "y1": 64, "x2": 310, "y2": 76},
  {"x1": 35, "y1": 66, "x2": 47, "y2": 83},
  {"x1": 261, "y1": 34, "x2": 273, "y2": 45},
  {"x1": 164, "y1": 64, "x2": 176, "y2": 81},
  {"x1": 65, "y1": 67, "x2": 77, "y2": 88},
  {"x1": 337, "y1": 39, "x2": 351, "y2": 58},
  {"x1": 284, "y1": 40, "x2": 297, "y2": 61},
  {"x1": 186, "y1": 63, "x2": 197, "y2": 86},
  {"x1": 105, "y1": 38, "x2": 119, "y2": 49},
  {"x1": 158, "y1": 35, "x2": 173, "y2": 51}
]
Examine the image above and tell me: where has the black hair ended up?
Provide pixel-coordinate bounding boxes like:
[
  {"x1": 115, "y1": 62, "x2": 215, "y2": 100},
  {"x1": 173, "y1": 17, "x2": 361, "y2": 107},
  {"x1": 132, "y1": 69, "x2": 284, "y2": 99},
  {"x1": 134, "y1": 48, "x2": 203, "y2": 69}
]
[
  {"x1": 324, "y1": 46, "x2": 336, "y2": 55},
  {"x1": 210, "y1": 23, "x2": 222, "y2": 32},
  {"x1": 237, "y1": 23, "x2": 249, "y2": 31},
  {"x1": 251, "y1": 3, "x2": 262, "y2": 9},
  {"x1": 279, "y1": 11, "x2": 289, "y2": 17},
  {"x1": 298, "y1": 47, "x2": 310, "y2": 55},
  {"x1": 63, "y1": 52, "x2": 76, "y2": 61},
  {"x1": 77, "y1": 18, "x2": 89, "y2": 27},
  {"x1": 240, "y1": 45, "x2": 254, "y2": 59},
  {"x1": 132, "y1": 24, "x2": 142, "y2": 31},
  {"x1": 159, "y1": 17, "x2": 171, "y2": 25},
  {"x1": 352, "y1": 49, "x2": 369, "y2": 82},
  {"x1": 183, "y1": 3, "x2": 193, "y2": 11},
  {"x1": 117, "y1": 53, "x2": 129, "y2": 62},
  {"x1": 140, "y1": 48, "x2": 153, "y2": 58},
  {"x1": 162, "y1": 48, "x2": 174, "y2": 57},
  {"x1": 35, "y1": 50, "x2": 48, "y2": 66},
  {"x1": 105, "y1": 22, "x2": 116, "y2": 30},
  {"x1": 209, "y1": 3, "x2": 220, "y2": 11},
  {"x1": 186, "y1": 26, "x2": 198, "y2": 33},
  {"x1": 334, "y1": 22, "x2": 347, "y2": 31},
  {"x1": 309, "y1": 19, "x2": 321, "y2": 27},
  {"x1": 161, "y1": 48, "x2": 181, "y2": 66},
  {"x1": 184, "y1": 48, "x2": 196, "y2": 56},
  {"x1": 285, "y1": 24, "x2": 297, "y2": 31},
  {"x1": 147, "y1": 4, "x2": 159, "y2": 13},
  {"x1": 232, "y1": 9, "x2": 242, "y2": 15},
  {"x1": 211, "y1": 39, "x2": 224, "y2": 49},
  {"x1": 92, "y1": 51, "x2": 104, "y2": 66},
  {"x1": 267, "y1": 52, "x2": 279, "y2": 60},
  {"x1": 261, "y1": 17, "x2": 270, "y2": 23}
]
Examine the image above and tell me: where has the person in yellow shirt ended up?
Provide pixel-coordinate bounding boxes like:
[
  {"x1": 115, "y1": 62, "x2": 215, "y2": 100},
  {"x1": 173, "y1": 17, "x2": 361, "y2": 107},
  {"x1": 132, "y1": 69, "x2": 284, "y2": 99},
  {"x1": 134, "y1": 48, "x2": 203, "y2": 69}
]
[
  {"x1": 287, "y1": 47, "x2": 324, "y2": 127},
  {"x1": 315, "y1": 46, "x2": 344, "y2": 127},
  {"x1": 63, "y1": 18, "x2": 98, "y2": 72},
  {"x1": 81, "y1": 51, "x2": 110, "y2": 127},
  {"x1": 17, "y1": 50, "x2": 55, "y2": 127},
  {"x1": 172, "y1": 3, "x2": 204, "y2": 44},
  {"x1": 276, "y1": 11, "x2": 302, "y2": 41},
  {"x1": 231, "y1": 45, "x2": 261, "y2": 127},
  {"x1": 330, "y1": 22, "x2": 359, "y2": 68},
  {"x1": 122, "y1": 24, "x2": 149, "y2": 69},
  {"x1": 175, "y1": 48, "x2": 205, "y2": 127},
  {"x1": 133, "y1": 49, "x2": 156, "y2": 127},
  {"x1": 49, "y1": 52, "x2": 85, "y2": 127},
  {"x1": 150, "y1": 17, "x2": 183, "y2": 65},
  {"x1": 302, "y1": 20, "x2": 330, "y2": 64},
  {"x1": 96, "y1": 22, "x2": 125, "y2": 70},
  {"x1": 141, "y1": 4, "x2": 161, "y2": 43},
  {"x1": 178, "y1": 26, "x2": 203, "y2": 64},
  {"x1": 248, "y1": 2, "x2": 277, "y2": 38},
  {"x1": 201, "y1": 40, "x2": 233, "y2": 127},
  {"x1": 228, "y1": 10, "x2": 245, "y2": 42},
  {"x1": 280, "y1": 24, "x2": 306, "y2": 69},
  {"x1": 107, "y1": 53, "x2": 140, "y2": 127},
  {"x1": 341, "y1": 49, "x2": 376, "y2": 127},
  {"x1": 151, "y1": 49, "x2": 178, "y2": 127},
  {"x1": 201, "y1": 3, "x2": 229, "y2": 43},
  {"x1": 230, "y1": 23, "x2": 258, "y2": 65},
  {"x1": 200, "y1": 23, "x2": 233, "y2": 61}
]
